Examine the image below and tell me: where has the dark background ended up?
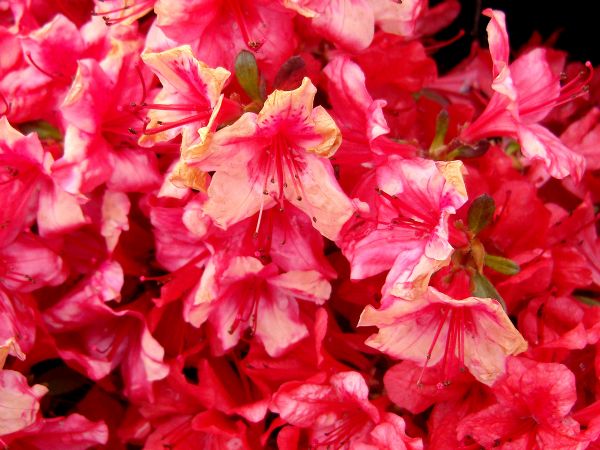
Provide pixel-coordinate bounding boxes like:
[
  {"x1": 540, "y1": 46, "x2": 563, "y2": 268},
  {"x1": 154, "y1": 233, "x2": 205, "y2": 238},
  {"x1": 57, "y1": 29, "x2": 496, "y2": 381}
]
[{"x1": 434, "y1": 0, "x2": 599, "y2": 72}]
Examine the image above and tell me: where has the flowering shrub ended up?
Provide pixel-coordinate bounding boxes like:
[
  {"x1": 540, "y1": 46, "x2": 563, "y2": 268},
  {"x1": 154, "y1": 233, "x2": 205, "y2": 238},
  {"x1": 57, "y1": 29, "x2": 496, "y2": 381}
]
[{"x1": 1, "y1": 1, "x2": 599, "y2": 448}]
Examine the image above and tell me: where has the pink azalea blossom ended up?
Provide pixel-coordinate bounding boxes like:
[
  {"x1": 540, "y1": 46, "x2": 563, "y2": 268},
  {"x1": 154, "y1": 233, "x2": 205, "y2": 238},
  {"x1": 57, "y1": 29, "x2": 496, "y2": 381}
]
[
  {"x1": 270, "y1": 371, "x2": 381, "y2": 447},
  {"x1": 340, "y1": 156, "x2": 467, "y2": 296},
  {"x1": 138, "y1": 44, "x2": 232, "y2": 146},
  {"x1": 1, "y1": 13, "x2": 111, "y2": 123},
  {"x1": 182, "y1": 77, "x2": 353, "y2": 240},
  {"x1": 154, "y1": 0, "x2": 296, "y2": 76},
  {"x1": 359, "y1": 287, "x2": 528, "y2": 385},
  {"x1": 57, "y1": 46, "x2": 162, "y2": 194},
  {"x1": 0, "y1": 117, "x2": 86, "y2": 246},
  {"x1": 188, "y1": 255, "x2": 330, "y2": 357},
  {"x1": 457, "y1": 357, "x2": 596, "y2": 448},
  {"x1": 43, "y1": 261, "x2": 169, "y2": 401},
  {"x1": 461, "y1": 9, "x2": 588, "y2": 180}
]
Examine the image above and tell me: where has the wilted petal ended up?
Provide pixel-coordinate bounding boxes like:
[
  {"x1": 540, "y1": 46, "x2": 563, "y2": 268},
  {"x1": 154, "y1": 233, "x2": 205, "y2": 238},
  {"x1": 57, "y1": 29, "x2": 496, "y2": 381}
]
[{"x1": 0, "y1": 370, "x2": 47, "y2": 436}]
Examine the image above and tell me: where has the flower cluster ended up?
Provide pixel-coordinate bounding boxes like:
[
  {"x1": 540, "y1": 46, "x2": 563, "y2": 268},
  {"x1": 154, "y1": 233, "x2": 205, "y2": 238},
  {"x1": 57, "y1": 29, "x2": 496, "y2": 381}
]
[{"x1": 1, "y1": 1, "x2": 599, "y2": 448}]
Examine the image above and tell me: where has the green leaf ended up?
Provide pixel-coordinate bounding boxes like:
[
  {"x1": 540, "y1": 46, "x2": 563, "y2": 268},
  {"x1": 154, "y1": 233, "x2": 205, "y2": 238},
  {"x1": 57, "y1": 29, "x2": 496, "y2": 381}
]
[
  {"x1": 235, "y1": 50, "x2": 262, "y2": 102},
  {"x1": 429, "y1": 109, "x2": 449, "y2": 157},
  {"x1": 484, "y1": 254, "x2": 520, "y2": 275},
  {"x1": 468, "y1": 194, "x2": 495, "y2": 234},
  {"x1": 575, "y1": 295, "x2": 600, "y2": 307},
  {"x1": 472, "y1": 272, "x2": 507, "y2": 311},
  {"x1": 505, "y1": 140, "x2": 521, "y2": 156},
  {"x1": 18, "y1": 120, "x2": 62, "y2": 141},
  {"x1": 447, "y1": 140, "x2": 490, "y2": 160}
]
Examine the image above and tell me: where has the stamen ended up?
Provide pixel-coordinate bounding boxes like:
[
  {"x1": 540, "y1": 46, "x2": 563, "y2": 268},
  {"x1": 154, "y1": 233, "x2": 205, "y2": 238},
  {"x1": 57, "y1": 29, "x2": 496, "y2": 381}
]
[
  {"x1": 253, "y1": 208, "x2": 275, "y2": 263},
  {"x1": 417, "y1": 306, "x2": 467, "y2": 388},
  {"x1": 142, "y1": 112, "x2": 212, "y2": 135},
  {"x1": 314, "y1": 410, "x2": 367, "y2": 448},
  {"x1": 375, "y1": 188, "x2": 433, "y2": 236},
  {"x1": 25, "y1": 52, "x2": 67, "y2": 80},
  {"x1": 2, "y1": 269, "x2": 36, "y2": 284},
  {"x1": 520, "y1": 62, "x2": 594, "y2": 116},
  {"x1": 229, "y1": 0, "x2": 264, "y2": 51},
  {"x1": 417, "y1": 307, "x2": 449, "y2": 387},
  {"x1": 134, "y1": 63, "x2": 148, "y2": 108},
  {"x1": 426, "y1": 29, "x2": 466, "y2": 53},
  {"x1": 229, "y1": 282, "x2": 262, "y2": 336},
  {"x1": 136, "y1": 102, "x2": 210, "y2": 112},
  {"x1": 92, "y1": 0, "x2": 154, "y2": 26}
]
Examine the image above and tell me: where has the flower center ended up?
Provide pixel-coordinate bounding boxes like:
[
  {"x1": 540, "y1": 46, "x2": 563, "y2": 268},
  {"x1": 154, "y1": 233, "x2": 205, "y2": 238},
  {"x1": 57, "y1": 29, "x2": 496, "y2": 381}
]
[
  {"x1": 127, "y1": 66, "x2": 214, "y2": 137},
  {"x1": 93, "y1": 325, "x2": 126, "y2": 360},
  {"x1": 228, "y1": 279, "x2": 263, "y2": 337},
  {"x1": 375, "y1": 188, "x2": 434, "y2": 238},
  {"x1": 252, "y1": 135, "x2": 309, "y2": 235},
  {"x1": 159, "y1": 417, "x2": 194, "y2": 449},
  {"x1": 417, "y1": 306, "x2": 468, "y2": 388},
  {"x1": 313, "y1": 409, "x2": 369, "y2": 448},
  {"x1": 0, "y1": 258, "x2": 36, "y2": 287},
  {"x1": 519, "y1": 62, "x2": 594, "y2": 117}
]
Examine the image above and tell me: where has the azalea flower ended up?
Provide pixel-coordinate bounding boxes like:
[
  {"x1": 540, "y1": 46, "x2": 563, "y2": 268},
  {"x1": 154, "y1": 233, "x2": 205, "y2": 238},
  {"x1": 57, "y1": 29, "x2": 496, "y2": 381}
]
[
  {"x1": 340, "y1": 156, "x2": 467, "y2": 296},
  {"x1": 271, "y1": 372, "x2": 423, "y2": 448},
  {"x1": 0, "y1": 1, "x2": 598, "y2": 447},
  {"x1": 187, "y1": 255, "x2": 330, "y2": 357},
  {"x1": 457, "y1": 357, "x2": 598, "y2": 448},
  {"x1": 137, "y1": 44, "x2": 232, "y2": 146},
  {"x1": 0, "y1": 117, "x2": 85, "y2": 247},
  {"x1": 182, "y1": 77, "x2": 353, "y2": 240},
  {"x1": 153, "y1": 0, "x2": 296, "y2": 76},
  {"x1": 272, "y1": 372, "x2": 383, "y2": 448},
  {"x1": 359, "y1": 287, "x2": 528, "y2": 386},
  {"x1": 461, "y1": 9, "x2": 589, "y2": 180},
  {"x1": 42, "y1": 261, "x2": 169, "y2": 401}
]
